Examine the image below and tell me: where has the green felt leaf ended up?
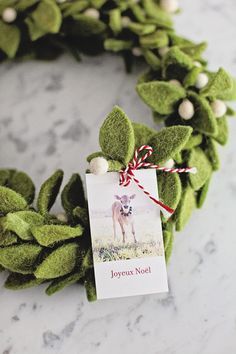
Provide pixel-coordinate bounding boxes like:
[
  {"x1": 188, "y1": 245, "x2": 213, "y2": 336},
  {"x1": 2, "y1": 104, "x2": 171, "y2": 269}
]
[
  {"x1": 137, "y1": 81, "x2": 186, "y2": 115},
  {"x1": 32, "y1": 224, "x2": 83, "y2": 247},
  {"x1": 130, "y1": 4, "x2": 146, "y2": 22},
  {"x1": 5, "y1": 211, "x2": 44, "y2": 240},
  {"x1": 196, "y1": 177, "x2": 211, "y2": 208},
  {"x1": 175, "y1": 185, "x2": 196, "y2": 231},
  {"x1": 37, "y1": 170, "x2": 63, "y2": 216},
  {"x1": 25, "y1": 17, "x2": 47, "y2": 41},
  {"x1": 109, "y1": 9, "x2": 122, "y2": 35},
  {"x1": 128, "y1": 22, "x2": 156, "y2": 36},
  {"x1": 180, "y1": 42, "x2": 207, "y2": 59},
  {"x1": 7, "y1": 171, "x2": 35, "y2": 204},
  {"x1": 0, "y1": 186, "x2": 27, "y2": 215},
  {"x1": 158, "y1": 172, "x2": 182, "y2": 211},
  {"x1": 99, "y1": 106, "x2": 135, "y2": 164},
  {"x1": 61, "y1": 173, "x2": 86, "y2": 217},
  {"x1": 148, "y1": 126, "x2": 192, "y2": 164},
  {"x1": 204, "y1": 138, "x2": 220, "y2": 171},
  {"x1": 143, "y1": 50, "x2": 161, "y2": 70},
  {"x1": 183, "y1": 133, "x2": 203, "y2": 150},
  {"x1": 0, "y1": 21, "x2": 20, "y2": 58},
  {"x1": 132, "y1": 122, "x2": 156, "y2": 148},
  {"x1": 188, "y1": 147, "x2": 212, "y2": 190},
  {"x1": 71, "y1": 14, "x2": 106, "y2": 36},
  {"x1": 0, "y1": 230, "x2": 18, "y2": 246},
  {"x1": 34, "y1": 243, "x2": 78, "y2": 279},
  {"x1": 163, "y1": 230, "x2": 173, "y2": 263},
  {"x1": 0, "y1": 169, "x2": 10, "y2": 186},
  {"x1": 32, "y1": 0, "x2": 62, "y2": 33},
  {"x1": 4, "y1": 273, "x2": 44, "y2": 290},
  {"x1": 187, "y1": 92, "x2": 218, "y2": 137},
  {"x1": 163, "y1": 47, "x2": 194, "y2": 80},
  {"x1": 104, "y1": 39, "x2": 132, "y2": 52},
  {"x1": 201, "y1": 68, "x2": 233, "y2": 98},
  {"x1": 142, "y1": 0, "x2": 173, "y2": 28},
  {"x1": 46, "y1": 271, "x2": 83, "y2": 295},
  {"x1": 140, "y1": 30, "x2": 168, "y2": 49},
  {"x1": 213, "y1": 117, "x2": 228, "y2": 146},
  {"x1": 0, "y1": 244, "x2": 42, "y2": 274}
]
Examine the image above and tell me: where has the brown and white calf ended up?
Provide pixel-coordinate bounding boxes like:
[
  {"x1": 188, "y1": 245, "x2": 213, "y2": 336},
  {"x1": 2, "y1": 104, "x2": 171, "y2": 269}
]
[{"x1": 112, "y1": 194, "x2": 137, "y2": 243}]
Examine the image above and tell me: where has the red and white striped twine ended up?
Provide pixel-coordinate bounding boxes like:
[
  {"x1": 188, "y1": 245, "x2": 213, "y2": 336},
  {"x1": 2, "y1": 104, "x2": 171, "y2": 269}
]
[{"x1": 119, "y1": 145, "x2": 197, "y2": 218}]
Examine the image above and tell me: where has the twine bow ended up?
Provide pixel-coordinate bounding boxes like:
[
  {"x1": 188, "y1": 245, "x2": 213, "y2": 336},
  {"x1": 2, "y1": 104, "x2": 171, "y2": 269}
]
[{"x1": 119, "y1": 145, "x2": 197, "y2": 218}]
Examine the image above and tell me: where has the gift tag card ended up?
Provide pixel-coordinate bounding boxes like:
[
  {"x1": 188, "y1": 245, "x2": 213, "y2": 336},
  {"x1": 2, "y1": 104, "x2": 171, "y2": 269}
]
[{"x1": 86, "y1": 169, "x2": 168, "y2": 300}]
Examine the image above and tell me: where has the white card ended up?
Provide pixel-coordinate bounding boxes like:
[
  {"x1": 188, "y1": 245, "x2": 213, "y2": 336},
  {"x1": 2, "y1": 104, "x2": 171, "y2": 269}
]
[{"x1": 86, "y1": 169, "x2": 168, "y2": 300}]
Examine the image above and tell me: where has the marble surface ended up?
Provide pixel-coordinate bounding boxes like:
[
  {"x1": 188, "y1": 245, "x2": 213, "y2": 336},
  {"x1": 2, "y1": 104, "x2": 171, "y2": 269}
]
[{"x1": 0, "y1": 1, "x2": 236, "y2": 353}]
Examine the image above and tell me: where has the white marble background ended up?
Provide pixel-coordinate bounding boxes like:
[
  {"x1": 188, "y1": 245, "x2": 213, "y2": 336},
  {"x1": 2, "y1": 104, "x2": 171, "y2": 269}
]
[{"x1": 0, "y1": 1, "x2": 236, "y2": 353}]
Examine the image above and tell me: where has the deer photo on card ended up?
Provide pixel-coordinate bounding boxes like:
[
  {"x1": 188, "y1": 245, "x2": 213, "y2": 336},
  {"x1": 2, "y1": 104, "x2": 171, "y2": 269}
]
[{"x1": 86, "y1": 170, "x2": 165, "y2": 263}]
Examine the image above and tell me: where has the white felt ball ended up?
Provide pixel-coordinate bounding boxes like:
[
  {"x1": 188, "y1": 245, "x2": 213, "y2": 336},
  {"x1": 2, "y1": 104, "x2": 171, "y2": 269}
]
[
  {"x1": 178, "y1": 99, "x2": 195, "y2": 120},
  {"x1": 158, "y1": 46, "x2": 169, "y2": 57},
  {"x1": 2, "y1": 7, "x2": 17, "y2": 23},
  {"x1": 169, "y1": 79, "x2": 182, "y2": 87},
  {"x1": 90, "y1": 157, "x2": 109, "y2": 175},
  {"x1": 56, "y1": 213, "x2": 68, "y2": 223},
  {"x1": 121, "y1": 16, "x2": 131, "y2": 27},
  {"x1": 211, "y1": 99, "x2": 227, "y2": 118},
  {"x1": 84, "y1": 8, "x2": 100, "y2": 19},
  {"x1": 193, "y1": 61, "x2": 202, "y2": 68},
  {"x1": 195, "y1": 73, "x2": 209, "y2": 89},
  {"x1": 132, "y1": 47, "x2": 142, "y2": 57},
  {"x1": 164, "y1": 159, "x2": 175, "y2": 168},
  {"x1": 160, "y1": 0, "x2": 179, "y2": 13},
  {"x1": 56, "y1": 0, "x2": 67, "y2": 3}
]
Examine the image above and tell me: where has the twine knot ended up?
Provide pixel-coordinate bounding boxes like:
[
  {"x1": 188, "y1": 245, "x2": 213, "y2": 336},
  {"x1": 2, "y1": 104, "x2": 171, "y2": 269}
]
[{"x1": 119, "y1": 145, "x2": 197, "y2": 218}]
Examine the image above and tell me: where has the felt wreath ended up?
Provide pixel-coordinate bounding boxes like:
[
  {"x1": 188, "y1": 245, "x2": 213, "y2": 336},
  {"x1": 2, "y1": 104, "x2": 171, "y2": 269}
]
[{"x1": 0, "y1": 0, "x2": 235, "y2": 301}]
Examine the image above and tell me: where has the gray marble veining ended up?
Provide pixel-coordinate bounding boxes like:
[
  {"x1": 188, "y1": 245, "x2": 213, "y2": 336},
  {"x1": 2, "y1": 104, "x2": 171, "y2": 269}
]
[{"x1": 0, "y1": 1, "x2": 236, "y2": 353}]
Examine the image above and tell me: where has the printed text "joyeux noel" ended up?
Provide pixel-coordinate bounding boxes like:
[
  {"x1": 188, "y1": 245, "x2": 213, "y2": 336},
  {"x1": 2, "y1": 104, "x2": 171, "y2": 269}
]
[{"x1": 111, "y1": 266, "x2": 151, "y2": 279}]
